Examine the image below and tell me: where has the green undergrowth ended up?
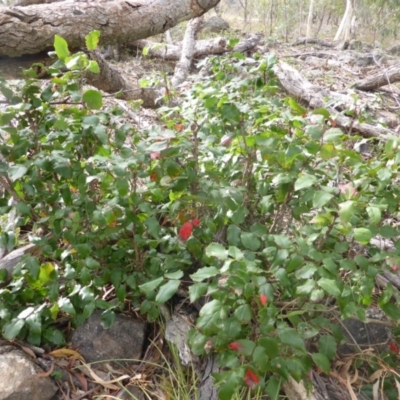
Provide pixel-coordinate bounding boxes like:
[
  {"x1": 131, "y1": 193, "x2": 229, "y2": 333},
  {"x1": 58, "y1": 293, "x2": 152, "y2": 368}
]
[{"x1": 1, "y1": 31, "x2": 400, "y2": 399}]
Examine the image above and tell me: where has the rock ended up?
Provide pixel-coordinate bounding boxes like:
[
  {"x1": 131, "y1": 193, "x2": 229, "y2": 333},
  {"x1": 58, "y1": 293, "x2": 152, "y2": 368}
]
[
  {"x1": 116, "y1": 385, "x2": 145, "y2": 400},
  {"x1": 71, "y1": 311, "x2": 147, "y2": 366},
  {"x1": 203, "y1": 16, "x2": 230, "y2": 33},
  {"x1": 337, "y1": 317, "x2": 392, "y2": 356},
  {"x1": 0, "y1": 345, "x2": 57, "y2": 400}
]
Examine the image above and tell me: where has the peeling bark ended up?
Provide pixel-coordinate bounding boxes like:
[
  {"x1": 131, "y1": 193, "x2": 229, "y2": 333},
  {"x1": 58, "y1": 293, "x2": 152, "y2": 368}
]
[
  {"x1": 0, "y1": 0, "x2": 221, "y2": 57},
  {"x1": 353, "y1": 63, "x2": 400, "y2": 91}
]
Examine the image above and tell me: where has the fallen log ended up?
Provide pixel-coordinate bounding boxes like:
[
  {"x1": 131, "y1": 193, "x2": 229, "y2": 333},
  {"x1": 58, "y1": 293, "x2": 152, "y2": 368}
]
[
  {"x1": 353, "y1": 62, "x2": 400, "y2": 91},
  {"x1": 273, "y1": 61, "x2": 395, "y2": 138},
  {"x1": 0, "y1": 0, "x2": 221, "y2": 57},
  {"x1": 133, "y1": 37, "x2": 228, "y2": 61}
]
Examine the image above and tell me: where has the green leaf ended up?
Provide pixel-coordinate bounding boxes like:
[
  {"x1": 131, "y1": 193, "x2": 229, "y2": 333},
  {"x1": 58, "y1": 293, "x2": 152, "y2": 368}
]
[
  {"x1": 139, "y1": 277, "x2": 163, "y2": 295},
  {"x1": 228, "y1": 246, "x2": 244, "y2": 260},
  {"x1": 218, "y1": 371, "x2": 242, "y2": 400},
  {"x1": 85, "y1": 30, "x2": 100, "y2": 51},
  {"x1": 236, "y1": 339, "x2": 256, "y2": 356},
  {"x1": 234, "y1": 304, "x2": 252, "y2": 323},
  {"x1": 83, "y1": 89, "x2": 103, "y2": 110},
  {"x1": 240, "y1": 232, "x2": 261, "y2": 251},
  {"x1": 338, "y1": 200, "x2": 355, "y2": 223},
  {"x1": 58, "y1": 298, "x2": 76, "y2": 316},
  {"x1": 294, "y1": 174, "x2": 317, "y2": 191},
  {"x1": 266, "y1": 376, "x2": 281, "y2": 400},
  {"x1": 189, "y1": 282, "x2": 208, "y2": 302},
  {"x1": 353, "y1": 228, "x2": 372, "y2": 244},
  {"x1": 317, "y1": 278, "x2": 341, "y2": 297},
  {"x1": 313, "y1": 190, "x2": 334, "y2": 208},
  {"x1": 312, "y1": 353, "x2": 331, "y2": 374},
  {"x1": 190, "y1": 266, "x2": 220, "y2": 282},
  {"x1": 205, "y1": 243, "x2": 228, "y2": 260},
  {"x1": 227, "y1": 224, "x2": 241, "y2": 246},
  {"x1": 318, "y1": 335, "x2": 337, "y2": 360},
  {"x1": 3, "y1": 319, "x2": 25, "y2": 340},
  {"x1": 86, "y1": 257, "x2": 100, "y2": 269},
  {"x1": 164, "y1": 271, "x2": 183, "y2": 280},
  {"x1": 278, "y1": 327, "x2": 305, "y2": 352},
  {"x1": 252, "y1": 346, "x2": 269, "y2": 373},
  {"x1": 259, "y1": 337, "x2": 280, "y2": 358},
  {"x1": 54, "y1": 34, "x2": 70, "y2": 59},
  {"x1": 156, "y1": 279, "x2": 180, "y2": 303},
  {"x1": 145, "y1": 216, "x2": 160, "y2": 239},
  {"x1": 273, "y1": 235, "x2": 291, "y2": 248},
  {"x1": 324, "y1": 127, "x2": 343, "y2": 142},
  {"x1": 366, "y1": 206, "x2": 381, "y2": 225},
  {"x1": 8, "y1": 165, "x2": 28, "y2": 181},
  {"x1": 230, "y1": 205, "x2": 248, "y2": 224},
  {"x1": 295, "y1": 263, "x2": 317, "y2": 279}
]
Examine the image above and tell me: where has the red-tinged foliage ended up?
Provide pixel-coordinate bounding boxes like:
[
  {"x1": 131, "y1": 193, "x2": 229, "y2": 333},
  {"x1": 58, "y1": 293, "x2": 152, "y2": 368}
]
[
  {"x1": 228, "y1": 342, "x2": 240, "y2": 351},
  {"x1": 389, "y1": 342, "x2": 399, "y2": 355},
  {"x1": 244, "y1": 369, "x2": 259, "y2": 389},
  {"x1": 150, "y1": 172, "x2": 157, "y2": 182},
  {"x1": 259, "y1": 294, "x2": 268, "y2": 306},
  {"x1": 150, "y1": 152, "x2": 160, "y2": 160},
  {"x1": 179, "y1": 221, "x2": 193, "y2": 241},
  {"x1": 191, "y1": 218, "x2": 201, "y2": 227}
]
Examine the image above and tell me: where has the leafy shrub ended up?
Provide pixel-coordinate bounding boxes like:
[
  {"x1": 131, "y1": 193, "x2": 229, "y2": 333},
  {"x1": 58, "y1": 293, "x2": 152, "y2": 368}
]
[{"x1": 1, "y1": 32, "x2": 400, "y2": 399}]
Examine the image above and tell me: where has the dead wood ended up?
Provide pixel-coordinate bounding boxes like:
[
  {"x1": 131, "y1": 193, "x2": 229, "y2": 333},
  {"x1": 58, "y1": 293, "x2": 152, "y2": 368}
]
[
  {"x1": 0, "y1": 0, "x2": 221, "y2": 57},
  {"x1": 353, "y1": 62, "x2": 400, "y2": 91},
  {"x1": 0, "y1": 243, "x2": 38, "y2": 284},
  {"x1": 291, "y1": 37, "x2": 337, "y2": 48},
  {"x1": 87, "y1": 50, "x2": 162, "y2": 108},
  {"x1": 132, "y1": 33, "x2": 262, "y2": 62},
  {"x1": 232, "y1": 32, "x2": 263, "y2": 53},
  {"x1": 171, "y1": 16, "x2": 204, "y2": 88},
  {"x1": 273, "y1": 60, "x2": 395, "y2": 138},
  {"x1": 132, "y1": 37, "x2": 228, "y2": 61}
]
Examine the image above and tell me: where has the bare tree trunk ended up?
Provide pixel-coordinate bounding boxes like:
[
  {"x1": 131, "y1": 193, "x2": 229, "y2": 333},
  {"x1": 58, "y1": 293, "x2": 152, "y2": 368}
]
[
  {"x1": 334, "y1": 0, "x2": 355, "y2": 41},
  {"x1": 306, "y1": 0, "x2": 315, "y2": 38},
  {"x1": 0, "y1": 0, "x2": 221, "y2": 57}
]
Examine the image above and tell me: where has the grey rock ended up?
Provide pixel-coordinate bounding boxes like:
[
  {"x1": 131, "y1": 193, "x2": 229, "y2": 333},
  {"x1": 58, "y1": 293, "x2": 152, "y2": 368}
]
[
  {"x1": 337, "y1": 318, "x2": 392, "y2": 356},
  {"x1": 203, "y1": 17, "x2": 230, "y2": 33},
  {"x1": 71, "y1": 311, "x2": 147, "y2": 366},
  {"x1": 116, "y1": 385, "x2": 144, "y2": 400},
  {"x1": 0, "y1": 345, "x2": 57, "y2": 400}
]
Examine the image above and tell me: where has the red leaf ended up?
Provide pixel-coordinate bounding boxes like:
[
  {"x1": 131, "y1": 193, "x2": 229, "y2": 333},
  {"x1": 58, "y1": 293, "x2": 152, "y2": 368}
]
[
  {"x1": 191, "y1": 218, "x2": 201, "y2": 228},
  {"x1": 389, "y1": 342, "x2": 399, "y2": 355},
  {"x1": 244, "y1": 369, "x2": 259, "y2": 389},
  {"x1": 179, "y1": 221, "x2": 193, "y2": 241},
  {"x1": 259, "y1": 294, "x2": 268, "y2": 306},
  {"x1": 228, "y1": 342, "x2": 240, "y2": 351},
  {"x1": 150, "y1": 172, "x2": 157, "y2": 182}
]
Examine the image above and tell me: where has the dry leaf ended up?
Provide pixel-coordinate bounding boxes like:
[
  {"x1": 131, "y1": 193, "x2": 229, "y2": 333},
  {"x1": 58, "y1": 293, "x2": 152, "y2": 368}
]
[{"x1": 49, "y1": 348, "x2": 85, "y2": 362}]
